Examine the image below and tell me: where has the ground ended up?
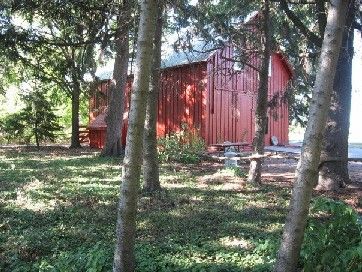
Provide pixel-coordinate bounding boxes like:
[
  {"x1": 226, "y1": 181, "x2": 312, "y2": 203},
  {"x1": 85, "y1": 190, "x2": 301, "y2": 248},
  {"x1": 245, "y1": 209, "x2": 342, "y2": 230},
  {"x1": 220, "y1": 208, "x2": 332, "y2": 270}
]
[{"x1": 0, "y1": 146, "x2": 361, "y2": 271}]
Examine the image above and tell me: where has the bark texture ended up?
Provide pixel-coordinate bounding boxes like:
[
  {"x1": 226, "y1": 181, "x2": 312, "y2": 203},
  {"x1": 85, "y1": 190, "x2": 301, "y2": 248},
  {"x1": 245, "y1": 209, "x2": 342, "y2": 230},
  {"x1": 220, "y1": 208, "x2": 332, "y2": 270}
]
[
  {"x1": 318, "y1": 0, "x2": 356, "y2": 190},
  {"x1": 275, "y1": 1, "x2": 348, "y2": 271},
  {"x1": 248, "y1": 0, "x2": 271, "y2": 184},
  {"x1": 70, "y1": 77, "x2": 81, "y2": 148},
  {"x1": 101, "y1": 1, "x2": 130, "y2": 157},
  {"x1": 143, "y1": 4, "x2": 163, "y2": 192},
  {"x1": 112, "y1": 0, "x2": 158, "y2": 271}
]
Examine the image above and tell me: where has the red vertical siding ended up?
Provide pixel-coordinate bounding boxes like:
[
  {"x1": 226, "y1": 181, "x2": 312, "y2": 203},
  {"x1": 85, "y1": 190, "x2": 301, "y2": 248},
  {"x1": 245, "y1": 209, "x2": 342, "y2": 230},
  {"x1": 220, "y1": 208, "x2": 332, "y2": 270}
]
[
  {"x1": 89, "y1": 47, "x2": 291, "y2": 149},
  {"x1": 205, "y1": 47, "x2": 290, "y2": 146}
]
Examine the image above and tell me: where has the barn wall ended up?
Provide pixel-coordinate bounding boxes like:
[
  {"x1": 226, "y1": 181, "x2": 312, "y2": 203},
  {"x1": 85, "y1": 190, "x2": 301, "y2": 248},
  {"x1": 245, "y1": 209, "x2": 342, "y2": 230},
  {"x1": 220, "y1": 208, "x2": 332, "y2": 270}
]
[
  {"x1": 156, "y1": 63, "x2": 207, "y2": 138},
  {"x1": 88, "y1": 63, "x2": 207, "y2": 148},
  {"x1": 89, "y1": 49, "x2": 291, "y2": 149},
  {"x1": 266, "y1": 53, "x2": 290, "y2": 146},
  {"x1": 205, "y1": 47, "x2": 290, "y2": 146}
]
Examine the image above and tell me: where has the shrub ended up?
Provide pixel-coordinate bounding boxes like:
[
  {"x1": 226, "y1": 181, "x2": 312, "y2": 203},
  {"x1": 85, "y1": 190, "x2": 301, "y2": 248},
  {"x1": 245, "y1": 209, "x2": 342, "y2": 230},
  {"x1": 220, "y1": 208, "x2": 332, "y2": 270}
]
[
  {"x1": 0, "y1": 91, "x2": 62, "y2": 146},
  {"x1": 158, "y1": 124, "x2": 205, "y2": 164},
  {"x1": 301, "y1": 197, "x2": 362, "y2": 272},
  {"x1": 0, "y1": 113, "x2": 27, "y2": 143}
]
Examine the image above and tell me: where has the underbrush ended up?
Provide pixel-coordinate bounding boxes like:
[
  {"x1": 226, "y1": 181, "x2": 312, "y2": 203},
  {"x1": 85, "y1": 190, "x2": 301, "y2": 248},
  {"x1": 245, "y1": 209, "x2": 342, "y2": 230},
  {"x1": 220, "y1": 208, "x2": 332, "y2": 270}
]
[
  {"x1": 0, "y1": 148, "x2": 360, "y2": 271},
  {"x1": 301, "y1": 197, "x2": 362, "y2": 272},
  {"x1": 158, "y1": 124, "x2": 205, "y2": 164}
]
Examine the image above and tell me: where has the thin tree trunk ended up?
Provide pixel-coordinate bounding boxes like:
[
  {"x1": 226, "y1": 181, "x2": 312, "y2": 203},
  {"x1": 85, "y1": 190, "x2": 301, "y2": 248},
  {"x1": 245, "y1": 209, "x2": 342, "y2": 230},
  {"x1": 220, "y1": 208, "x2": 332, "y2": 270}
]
[
  {"x1": 35, "y1": 119, "x2": 39, "y2": 147},
  {"x1": 143, "y1": 4, "x2": 163, "y2": 192},
  {"x1": 70, "y1": 78, "x2": 81, "y2": 148},
  {"x1": 113, "y1": 0, "x2": 158, "y2": 271},
  {"x1": 248, "y1": 0, "x2": 271, "y2": 184},
  {"x1": 101, "y1": 0, "x2": 131, "y2": 157},
  {"x1": 318, "y1": 1, "x2": 356, "y2": 190},
  {"x1": 275, "y1": 1, "x2": 348, "y2": 271}
]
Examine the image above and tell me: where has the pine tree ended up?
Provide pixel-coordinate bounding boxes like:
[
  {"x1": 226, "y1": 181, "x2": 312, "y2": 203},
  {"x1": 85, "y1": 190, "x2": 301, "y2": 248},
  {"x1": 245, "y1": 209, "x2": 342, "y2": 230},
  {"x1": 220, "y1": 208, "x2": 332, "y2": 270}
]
[{"x1": 275, "y1": 1, "x2": 349, "y2": 270}]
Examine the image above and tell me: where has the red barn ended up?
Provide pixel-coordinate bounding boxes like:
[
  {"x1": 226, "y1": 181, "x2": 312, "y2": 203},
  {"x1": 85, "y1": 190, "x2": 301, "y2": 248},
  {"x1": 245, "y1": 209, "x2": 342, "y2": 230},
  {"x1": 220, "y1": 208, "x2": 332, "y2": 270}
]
[{"x1": 88, "y1": 43, "x2": 292, "y2": 149}]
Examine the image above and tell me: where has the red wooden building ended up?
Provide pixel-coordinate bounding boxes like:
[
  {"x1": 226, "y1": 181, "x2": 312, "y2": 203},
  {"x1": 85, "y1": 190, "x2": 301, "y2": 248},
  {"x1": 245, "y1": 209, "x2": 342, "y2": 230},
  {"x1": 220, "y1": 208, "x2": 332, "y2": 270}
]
[{"x1": 88, "y1": 44, "x2": 292, "y2": 149}]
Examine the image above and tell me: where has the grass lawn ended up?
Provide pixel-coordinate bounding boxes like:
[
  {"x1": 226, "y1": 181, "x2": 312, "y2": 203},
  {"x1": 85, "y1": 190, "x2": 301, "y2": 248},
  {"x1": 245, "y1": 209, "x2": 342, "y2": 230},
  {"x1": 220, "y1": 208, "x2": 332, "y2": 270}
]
[{"x1": 0, "y1": 146, "x2": 360, "y2": 271}]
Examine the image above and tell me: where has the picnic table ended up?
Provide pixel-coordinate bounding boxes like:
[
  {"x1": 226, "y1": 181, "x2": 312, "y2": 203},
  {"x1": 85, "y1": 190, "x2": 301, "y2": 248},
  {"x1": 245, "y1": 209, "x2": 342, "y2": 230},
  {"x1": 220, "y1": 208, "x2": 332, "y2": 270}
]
[{"x1": 210, "y1": 142, "x2": 251, "y2": 153}]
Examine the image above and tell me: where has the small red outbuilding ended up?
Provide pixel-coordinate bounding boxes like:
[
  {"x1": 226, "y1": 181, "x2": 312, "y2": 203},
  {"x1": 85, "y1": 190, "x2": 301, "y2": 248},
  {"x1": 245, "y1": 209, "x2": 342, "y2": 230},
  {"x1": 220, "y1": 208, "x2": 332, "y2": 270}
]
[{"x1": 88, "y1": 43, "x2": 292, "y2": 149}]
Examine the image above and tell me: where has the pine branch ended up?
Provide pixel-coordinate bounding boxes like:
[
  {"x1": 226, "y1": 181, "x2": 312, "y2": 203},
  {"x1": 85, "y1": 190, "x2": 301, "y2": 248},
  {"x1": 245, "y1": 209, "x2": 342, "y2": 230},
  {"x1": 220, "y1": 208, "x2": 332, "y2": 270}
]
[
  {"x1": 279, "y1": 0, "x2": 323, "y2": 47},
  {"x1": 315, "y1": 0, "x2": 327, "y2": 37}
]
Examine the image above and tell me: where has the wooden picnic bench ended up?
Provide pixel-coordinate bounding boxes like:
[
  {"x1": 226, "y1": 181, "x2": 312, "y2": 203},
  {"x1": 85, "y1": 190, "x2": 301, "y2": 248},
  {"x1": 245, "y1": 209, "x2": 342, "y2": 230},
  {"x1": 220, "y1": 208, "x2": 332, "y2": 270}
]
[{"x1": 209, "y1": 142, "x2": 251, "y2": 153}]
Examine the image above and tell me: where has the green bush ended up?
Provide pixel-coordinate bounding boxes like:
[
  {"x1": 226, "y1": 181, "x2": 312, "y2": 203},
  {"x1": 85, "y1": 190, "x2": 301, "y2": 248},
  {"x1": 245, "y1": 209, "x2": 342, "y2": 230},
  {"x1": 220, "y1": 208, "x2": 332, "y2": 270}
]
[
  {"x1": 0, "y1": 91, "x2": 62, "y2": 146},
  {"x1": 301, "y1": 197, "x2": 362, "y2": 272},
  {"x1": 158, "y1": 124, "x2": 205, "y2": 164},
  {"x1": 0, "y1": 113, "x2": 27, "y2": 143}
]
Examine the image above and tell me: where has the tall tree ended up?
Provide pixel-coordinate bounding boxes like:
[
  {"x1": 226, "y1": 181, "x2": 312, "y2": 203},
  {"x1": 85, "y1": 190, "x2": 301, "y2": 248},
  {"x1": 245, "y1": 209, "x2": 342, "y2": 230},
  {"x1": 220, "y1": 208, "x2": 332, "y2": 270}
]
[
  {"x1": 113, "y1": 0, "x2": 159, "y2": 270},
  {"x1": 279, "y1": 0, "x2": 360, "y2": 190},
  {"x1": 318, "y1": 0, "x2": 357, "y2": 190},
  {"x1": 1, "y1": 0, "x2": 112, "y2": 148},
  {"x1": 248, "y1": 0, "x2": 271, "y2": 183},
  {"x1": 275, "y1": 1, "x2": 348, "y2": 270},
  {"x1": 20, "y1": 89, "x2": 62, "y2": 147},
  {"x1": 143, "y1": 2, "x2": 163, "y2": 192},
  {"x1": 101, "y1": 0, "x2": 132, "y2": 157}
]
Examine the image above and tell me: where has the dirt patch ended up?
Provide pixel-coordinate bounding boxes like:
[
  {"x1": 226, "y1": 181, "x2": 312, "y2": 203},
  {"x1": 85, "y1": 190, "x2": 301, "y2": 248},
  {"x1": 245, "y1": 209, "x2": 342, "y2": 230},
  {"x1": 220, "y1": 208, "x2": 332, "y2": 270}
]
[{"x1": 190, "y1": 156, "x2": 361, "y2": 213}]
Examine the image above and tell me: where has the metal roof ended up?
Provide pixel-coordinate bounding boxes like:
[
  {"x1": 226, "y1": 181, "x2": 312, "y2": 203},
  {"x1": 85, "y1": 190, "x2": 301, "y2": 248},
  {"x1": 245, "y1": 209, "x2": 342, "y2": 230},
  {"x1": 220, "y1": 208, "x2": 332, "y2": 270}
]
[{"x1": 95, "y1": 40, "x2": 216, "y2": 81}]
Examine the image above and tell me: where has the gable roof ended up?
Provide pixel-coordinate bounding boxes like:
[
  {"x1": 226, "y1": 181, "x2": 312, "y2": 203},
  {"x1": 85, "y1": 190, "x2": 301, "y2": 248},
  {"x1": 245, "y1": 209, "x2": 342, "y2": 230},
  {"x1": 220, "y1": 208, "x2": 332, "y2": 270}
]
[
  {"x1": 95, "y1": 40, "x2": 215, "y2": 81},
  {"x1": 95, "y1": 40, "x2": 293, "y2": 81}
]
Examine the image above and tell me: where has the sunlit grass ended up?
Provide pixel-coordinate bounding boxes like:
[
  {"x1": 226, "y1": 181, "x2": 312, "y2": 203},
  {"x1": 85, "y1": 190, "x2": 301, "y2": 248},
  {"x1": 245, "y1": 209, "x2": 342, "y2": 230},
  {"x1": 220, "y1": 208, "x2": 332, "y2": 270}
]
[{"x1": 0, "y1": 146, "x2": 293, "y2": 271}]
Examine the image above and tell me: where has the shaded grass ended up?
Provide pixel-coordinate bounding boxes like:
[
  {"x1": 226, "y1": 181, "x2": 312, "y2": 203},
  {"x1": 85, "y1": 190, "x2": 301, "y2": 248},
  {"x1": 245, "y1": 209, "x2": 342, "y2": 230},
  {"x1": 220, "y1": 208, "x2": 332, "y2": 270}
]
[{"x1": 0, "y1": 147, "x2": 291, "y2": 271}]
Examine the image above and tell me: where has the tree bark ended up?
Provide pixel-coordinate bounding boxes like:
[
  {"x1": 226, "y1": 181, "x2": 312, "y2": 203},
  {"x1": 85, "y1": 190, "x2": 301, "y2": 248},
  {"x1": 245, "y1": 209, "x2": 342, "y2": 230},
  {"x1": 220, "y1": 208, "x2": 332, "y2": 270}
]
[
  {"x1": 101, "y1": 1, "x2": 131, "y2": 157},
  {"x1": 112, "y1": 0, "x2": 158, "y2": 271},
  {"x1": 317, "y1": 0, "x2": 356, "y2": 190},
  {"x1": 70, "y1": 77, "x2": 81, "y2": 148},
  {"x1": 142, "y1": 4, "x2": 163, "y2": 192},
  {"x1": 248, "y1": 0, "x2": 271, "y2": 184},
  {"x1": 279, "y1": 0, "x2": 358, "y2": 191},
  {"x1": 275, "y1": 1, "x2": 348, "y2": 271}
]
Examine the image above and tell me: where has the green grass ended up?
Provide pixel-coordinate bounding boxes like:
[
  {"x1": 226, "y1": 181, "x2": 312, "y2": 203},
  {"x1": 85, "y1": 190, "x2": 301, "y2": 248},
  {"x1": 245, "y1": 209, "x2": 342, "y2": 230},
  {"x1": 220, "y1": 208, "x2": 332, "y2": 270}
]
[{"x1": 0, "y1": 147, "x2": 292, "y2": 271}]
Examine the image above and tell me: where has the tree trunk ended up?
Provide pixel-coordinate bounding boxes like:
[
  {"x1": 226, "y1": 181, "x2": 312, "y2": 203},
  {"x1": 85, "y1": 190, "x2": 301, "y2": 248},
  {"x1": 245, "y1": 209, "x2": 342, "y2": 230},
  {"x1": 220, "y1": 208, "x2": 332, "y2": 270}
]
[
  {"x1": 317, "y1": 1, "x2": 356, "y2": 190},
  {"x1": 143, "y1": 4, "x2": 163, "y2": 192},
  {"x1": 101, "y1": 1, "x2": 130, "y2": 157},
  {"x1": 70, "y1": 78, "x2": 81, "y2": 148},
  {"x1": 274, "y1": 1, "x2": 348, "y2": 271},
  {"x1": 112, "y1": 0, "x2": 158, "y2": 271},
  {"x1": 35, "y1": 119, "x2": 39, "y2": 148},
  {"x1": 248, "y1": 0, "x2": 271, "y2": 184}
]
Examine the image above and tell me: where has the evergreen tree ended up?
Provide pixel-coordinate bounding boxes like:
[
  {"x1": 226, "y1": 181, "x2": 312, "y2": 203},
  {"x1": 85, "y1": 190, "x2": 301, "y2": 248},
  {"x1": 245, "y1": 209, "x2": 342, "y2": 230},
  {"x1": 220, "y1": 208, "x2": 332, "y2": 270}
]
[
  {"x1": 20, "y1": 90, "x2": 63, "y2": 147},
  {"x1": 275, "y1": 1, "x2": 349, "y2": 270},
  {"x1": 113, "y1": 0, "x2": 159, "y2": 270}
]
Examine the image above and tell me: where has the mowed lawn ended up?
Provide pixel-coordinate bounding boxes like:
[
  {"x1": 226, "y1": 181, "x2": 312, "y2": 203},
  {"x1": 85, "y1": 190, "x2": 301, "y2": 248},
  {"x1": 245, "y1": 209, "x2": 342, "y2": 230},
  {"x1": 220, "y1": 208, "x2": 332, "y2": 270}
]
[{"x1": 0, "y1": 146, "x2": 352, "y2": 272}]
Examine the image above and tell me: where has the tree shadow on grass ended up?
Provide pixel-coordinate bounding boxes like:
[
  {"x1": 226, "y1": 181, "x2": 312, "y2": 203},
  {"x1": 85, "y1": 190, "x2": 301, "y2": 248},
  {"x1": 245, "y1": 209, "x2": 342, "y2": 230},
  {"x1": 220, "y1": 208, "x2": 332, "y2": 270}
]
[
  {"x1": 1, "y1": 147, "x2": 291, "y2": 271},
  {"x1": 136, "y1": 186, "x2": 288, "y2": 271}
]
